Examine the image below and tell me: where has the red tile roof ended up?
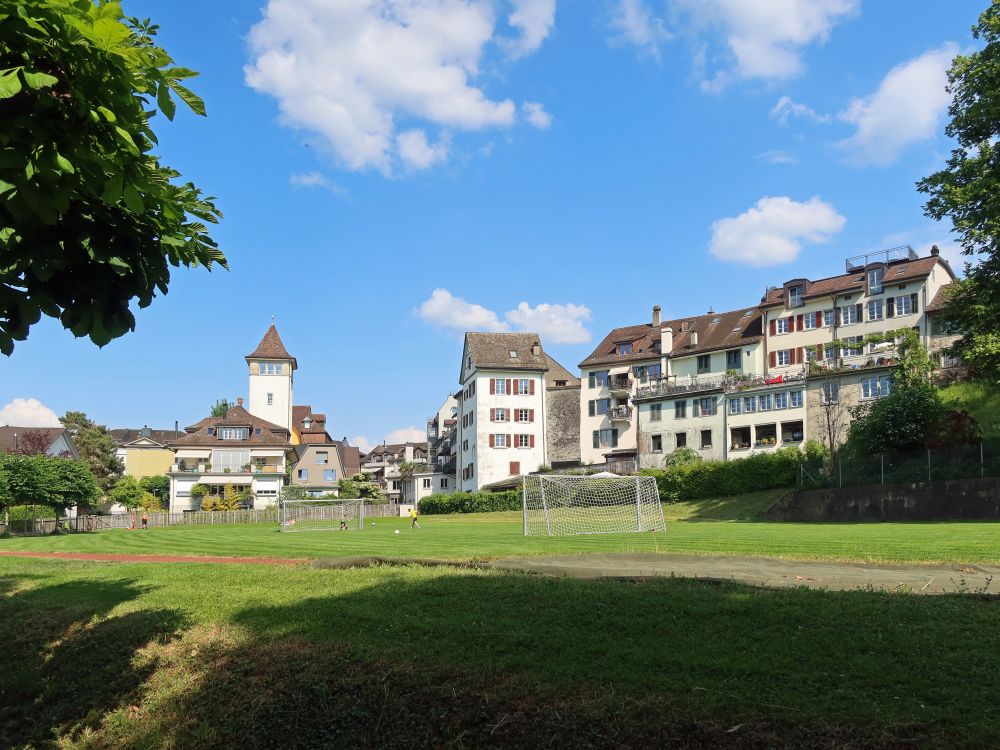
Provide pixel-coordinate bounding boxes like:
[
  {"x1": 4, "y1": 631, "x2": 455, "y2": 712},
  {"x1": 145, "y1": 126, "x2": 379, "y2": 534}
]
[
  {"x1": 926, "y1": 283, "x2": 956, "y2": 313},
  {"x1": 246, "y1": 324, "x2": 297, "y2": 367},
  {"x1": 169, "y1": 406, "x2": 291, "y2": 448}
]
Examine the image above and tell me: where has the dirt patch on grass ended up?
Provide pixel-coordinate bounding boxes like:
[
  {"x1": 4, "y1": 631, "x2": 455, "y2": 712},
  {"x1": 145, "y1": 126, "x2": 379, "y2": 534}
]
[{"x1": 0, "y1": 550, "x2": 304, "y2": 565}]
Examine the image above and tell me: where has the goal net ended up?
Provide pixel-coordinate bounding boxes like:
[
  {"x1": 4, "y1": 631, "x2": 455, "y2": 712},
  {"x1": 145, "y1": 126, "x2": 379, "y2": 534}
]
[
  {"x1": 279, "y1": 497, "x2": 365, "y2": 532},
  {"x1": 522, "y1": 474, "x2": 665, "y2": 536}
]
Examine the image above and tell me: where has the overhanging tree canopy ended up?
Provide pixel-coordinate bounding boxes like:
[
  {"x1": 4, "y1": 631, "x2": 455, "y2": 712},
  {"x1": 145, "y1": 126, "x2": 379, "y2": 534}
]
[{"x1": 0, "y1": 0, "x2": 225, "y2": 355}]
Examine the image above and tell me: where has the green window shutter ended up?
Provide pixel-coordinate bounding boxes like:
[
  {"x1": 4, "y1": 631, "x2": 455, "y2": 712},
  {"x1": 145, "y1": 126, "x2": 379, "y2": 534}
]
[
  {"x1": 588, "y1": 400, "x2": 595, "y2": 417},
  {"x1": 592, "y1": 431, "x2": 599, "y2": 449}
]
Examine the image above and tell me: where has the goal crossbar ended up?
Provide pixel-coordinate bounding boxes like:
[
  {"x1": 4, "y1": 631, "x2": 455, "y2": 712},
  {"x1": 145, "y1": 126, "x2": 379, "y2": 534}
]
[
  {"x1": 279, "y1": 498, "x2": 365, "y2": 532},
  {"x1": 522, "y1": 474, "x2": 665, "y2": 537}
]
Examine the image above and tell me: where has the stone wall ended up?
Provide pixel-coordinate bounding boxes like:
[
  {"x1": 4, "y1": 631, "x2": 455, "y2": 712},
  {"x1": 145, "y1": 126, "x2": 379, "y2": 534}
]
[
  {"x1": 767, "y1": 477, "x2": 1000, "y2": 521},
  {"x1": 546, "y1": 385, "x2": 581, "y2": 466}
]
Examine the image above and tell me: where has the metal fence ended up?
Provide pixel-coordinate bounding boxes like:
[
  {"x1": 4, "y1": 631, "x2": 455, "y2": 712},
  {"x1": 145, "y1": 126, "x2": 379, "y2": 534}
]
[
  {"x1": 1, "y1": 501, "x2": 405, "y2": 536},
  {"x1": 800, "y1": 439, "x2": 1000, "y2": 489}
]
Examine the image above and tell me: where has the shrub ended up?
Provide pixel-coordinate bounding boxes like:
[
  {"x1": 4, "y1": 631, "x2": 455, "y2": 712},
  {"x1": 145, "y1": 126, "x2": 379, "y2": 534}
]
[
  {"x1": 640, "y1": 448, "x2": 803, "y2": 502},
  {"x1": 662, "y1": 447, "x2": 701, "y2": 469},
  {"x1": 8, "y1": 504, "x2": 56, "y2": 521},
  {"x1": 419, "y1": 489, "x2": 521, "y2": 515}
]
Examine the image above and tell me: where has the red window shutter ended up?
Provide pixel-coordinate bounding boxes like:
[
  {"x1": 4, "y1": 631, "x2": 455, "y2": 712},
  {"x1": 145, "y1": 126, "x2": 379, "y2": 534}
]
[
  {"x1": 489, "y1": 379, "x2": 495, "y2": 395},
  {"x1": 797, "y1": 347, "x2": 804, "y2": 365},
  {"x1": 489, "y1": 434, "x2": 495, "y2": 448},
  {"x1": 769, "y1": 319, "x2": 776, "y2": 336},
  {"x1": 507, "y1": 433, "x2": 512, "y2": 448},
  {"x1": 815, "y1": 311, "x2": 822, "y2": 327},
  {"x1": 769, "y1": 351, "x2": 776, "y2": 368},
  {"x1": 506, "y1": 379, "x2": 511, "y2": 395},
  {"x1": 506, "y1": 408, "x2": 511, "y2": 421},
  {"x1": 529, "y1": 409, "x2": 535, "y2": 422},
  {"x1": 529, "y1": 379, "x2": 535, "y2": 395},
  {"x1": 489, "y1": 408, "x2": 495, "y2": 421},
  {"x1": 817, "y1": 346, "x2": 824, "y2": 361},
  {"x1": 513, "y1": 409, "x2": 519, "y2": 422},
  {"x1": 796, "y1": 314, "x2": 803, "y2": 331},
  {"x1": 529, "y1": 434, "x2": 535, "y2": 448}
]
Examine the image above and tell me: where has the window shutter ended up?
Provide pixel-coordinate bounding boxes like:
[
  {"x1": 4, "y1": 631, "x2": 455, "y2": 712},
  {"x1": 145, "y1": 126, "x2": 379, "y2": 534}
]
[
  {"x1": 530, "y1": 434, "x2": 535, "y2": 448},
  {"x1": 529, "y1": 380, "x2": 535, "y2": 395},
  {"x1": 489, "y1": 408, "x2": 495, "y2": 421},
  {"x1": 513, "y1": 409, "x2": 519, "y2": 423},
  {"x1": 910, "y1": 292, "x2": 919, "y2": 314},
  {"x1": 489, "y1": 379, "x2": 495, "y2": 395},
  {"x1": 588, "y1": 400, "x2": 595, "y2": 417},
  {"x1": 506, "y1": 379, "x2": 512, "y2": 395},
  {"x1": 886, "y1": 297, "x2": 895, "y2": 317},
  {"x1": 769, "y1": 351, "x2": 776, "y2": 368},
  {"x1": 693, "y1": 399, "x2": 700, "y2": 417},
  {"x1": 796, "y1": 314, "x2": 803, "y2": 331},
  {"x1": 817, "y1": 346, "x2": 824, "y2": 361},
  {"x1": 769, "y1": 319, "x2": 776, "y2": 336},
  {"x1": 593, "y1": 431, "x2": 599, "y2": 449},
  {"x1": 529, "y1": 409, "x2": 535, "y2": 422},
  {"x1": 489, "y1": 434, "x2": 495, "y2": 448},
  {"x1": 507, "y1": 433, "x2": 512, "y2": 448},
  {"x1": 797, "y1": 347, "x2": 804, "y2": 365},
  {"x1": 611, "y1": 429, "x2": 619, "y2": 447},
  {"x1": 815, "y1": 311, "x2": 822, "y2": 327},
  {"x1": 855, "y1": 303, "x2": 863, "y2": 321}
]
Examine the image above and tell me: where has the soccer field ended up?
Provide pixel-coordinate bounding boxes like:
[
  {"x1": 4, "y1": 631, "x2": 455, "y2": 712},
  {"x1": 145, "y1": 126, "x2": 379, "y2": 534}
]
[{"x1": 3, "y1": 492, "x2": 1000, "y2": 564}]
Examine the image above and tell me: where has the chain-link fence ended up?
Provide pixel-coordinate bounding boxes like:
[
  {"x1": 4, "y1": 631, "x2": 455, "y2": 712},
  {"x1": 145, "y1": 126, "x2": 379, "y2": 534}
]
[{"x1": 800, "y1": 439, "x2": 1000, "y2": 489}]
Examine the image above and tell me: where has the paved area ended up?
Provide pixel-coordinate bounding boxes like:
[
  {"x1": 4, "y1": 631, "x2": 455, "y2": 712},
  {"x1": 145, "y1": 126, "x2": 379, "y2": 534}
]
[
  {"x1": 491, "y1": 553, "x2": 1000, "y2": 594},
  {"x1": 0, "y1": 550, "x2": 304, "y2": 566}
]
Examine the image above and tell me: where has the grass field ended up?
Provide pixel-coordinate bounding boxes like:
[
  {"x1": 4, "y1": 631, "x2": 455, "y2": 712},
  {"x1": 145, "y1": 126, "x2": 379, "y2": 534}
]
[
  {"x1": 3, "y1": 556, "x2": 1000, "y2": 747},
  {"x1": 3, "y1": 490, "x2": 1000, "y2": 564}
]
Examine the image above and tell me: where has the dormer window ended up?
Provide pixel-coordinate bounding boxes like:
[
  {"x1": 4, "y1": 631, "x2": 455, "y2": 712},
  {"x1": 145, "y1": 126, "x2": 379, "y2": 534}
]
[
  {"x1": 219, "y1": 427, "x2": 249, "y2": 440},
  {"x1": 302, "y1": 416, "x2": 313, "y2": 430},
  {"x1": 509, "y1": 350, "x2": 518, "y2": 358},
  {"x1": 788, "y1": 286, "x2": 804, "y2": 308},
  {"x1": 868, "y1": 267, "x2": 884, "y2": 293},
  {"x1": 616, "y1": 342, "x2": 633, "y2": 355}
]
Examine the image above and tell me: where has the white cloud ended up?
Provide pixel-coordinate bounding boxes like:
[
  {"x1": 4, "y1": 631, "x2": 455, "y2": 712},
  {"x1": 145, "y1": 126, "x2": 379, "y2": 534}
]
[
  {"x1": 710, "y1": 196, "x2": 846, "y2": 266},
  {"x1": 416, "y1": 289, "x2": 593, "y2": 343},
  {"x1": 505, "y1": 302, "x2": 592, "y2": 344},
  {"x1": 246, "y1": 0, "x2": 551, "y2": 174},
  {"x1": 503, "y1": 0, "x2": 556, "y2": 58},
  {"x1": 522, "y1": 101, "x2": 552, "y2": 129},
  {"x1": 838, "y1": 44, "x2": 957, "y2": 166},
  {"x1": 386, "y1": 426, "x2": 428, "y2": 444},
  {"x1": 289, "y1": 171, "x2": 349, "y2": 197},
  {"x1": 770, "y1": 95, "x2": 830, "y2": 125},
  {"x1": 351, "y1": 435, "x2": 374, "y2": 454},
  {"x1": 757, "y1": 149, "x2": 798, "y2": 165},
  {"x1": 417, "y1": 288, "x2": 510, "y2": 333},
  {"x1": 0, "y1": 398, "x2": 61, "y2": 427},
  {"x1": 608, "y1": 0, "x2": 671, "y2": 60},
  {"x1": 396, "y1": 129, "x2": 450, "y2": 169},
  {"x1": 671, "y1": 0, "x2": 858, "y2": 87}
]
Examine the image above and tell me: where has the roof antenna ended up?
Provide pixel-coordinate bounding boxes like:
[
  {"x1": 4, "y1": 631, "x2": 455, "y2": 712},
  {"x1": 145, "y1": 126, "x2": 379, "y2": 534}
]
[{"x1": 271, "y1": 314, "x2": 276, "y2": 325}]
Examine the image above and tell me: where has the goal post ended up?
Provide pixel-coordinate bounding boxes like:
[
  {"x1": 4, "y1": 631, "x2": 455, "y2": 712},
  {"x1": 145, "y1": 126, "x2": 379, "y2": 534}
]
[
  {"x1": 521, "y1": 474, "x2": 665, "y2": 536},
  {"x1": 279, "y1": 496, "x2": 365, "y2": 532}
]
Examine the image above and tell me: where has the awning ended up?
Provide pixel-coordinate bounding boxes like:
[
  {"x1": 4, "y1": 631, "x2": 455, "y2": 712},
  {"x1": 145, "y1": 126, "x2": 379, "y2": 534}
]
[
  {"x1": 175, "y1": 449, "x2": 211, "y2": 459},
  {"x1": 250, "y1": 449, "x2": 287, "y2": 457}
]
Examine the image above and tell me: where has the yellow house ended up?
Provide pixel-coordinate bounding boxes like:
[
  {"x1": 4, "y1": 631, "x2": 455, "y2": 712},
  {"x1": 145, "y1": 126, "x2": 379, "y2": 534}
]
[{"x1": 112, "y1": 427, "x2": 184, "y2": 479}]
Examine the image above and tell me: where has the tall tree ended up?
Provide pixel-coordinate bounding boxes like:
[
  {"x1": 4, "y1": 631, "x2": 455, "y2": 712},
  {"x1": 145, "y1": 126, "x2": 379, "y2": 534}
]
[
  {"x1": 210, "y1": 399, "x2": 233, "y2": 417},
  {"x1": 0, "y1": 0, "x2": 225, "y2": 356},
  {"x1": 59, "y1": 411, "x2": 121, "y2": 494},
  {"x1": 918, "y1": 2, "x2": 1000, "y2": 383}
]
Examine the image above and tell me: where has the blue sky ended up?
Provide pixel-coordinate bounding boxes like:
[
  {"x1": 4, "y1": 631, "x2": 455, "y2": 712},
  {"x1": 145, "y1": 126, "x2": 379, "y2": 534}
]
[{"x1": 0, "y1": 0, "x2": 980, "y2": 450}]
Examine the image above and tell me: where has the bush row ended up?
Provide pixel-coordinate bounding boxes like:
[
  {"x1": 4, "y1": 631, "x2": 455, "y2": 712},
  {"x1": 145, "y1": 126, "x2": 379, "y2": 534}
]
[
  {"x1": 418, "y1": 489, "x2": 521, "y2": 515},
  {"x1": 640, "y1": 445, "x2": 824, "y2": 502}
]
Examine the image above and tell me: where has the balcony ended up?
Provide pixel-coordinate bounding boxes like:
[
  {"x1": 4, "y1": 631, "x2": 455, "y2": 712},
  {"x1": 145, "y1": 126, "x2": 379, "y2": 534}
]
[
  {"x1": 806, "y1": 351, "x2": 898, "y2": 376},
  {"x1": 169, "y1": 463, "x2": 282, "y2": 475},
  {"x1": 845, "y1": 245, "x2": 917, "y2": 272},
  {"x1": 609, "y1": 405, "x2": 632, "y2": 422},
  {"x1": 609, "y1": 375, "x2": 633, "y2": 395},
  {"x1": 634, "y1": 377, "x2": 725, "y2": 401}
]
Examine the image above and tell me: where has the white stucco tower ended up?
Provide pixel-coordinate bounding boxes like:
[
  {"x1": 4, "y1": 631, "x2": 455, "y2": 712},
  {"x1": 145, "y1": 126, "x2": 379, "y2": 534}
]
[{"x1": 246, "y1": 324, "x2": 296, "y2": 432}]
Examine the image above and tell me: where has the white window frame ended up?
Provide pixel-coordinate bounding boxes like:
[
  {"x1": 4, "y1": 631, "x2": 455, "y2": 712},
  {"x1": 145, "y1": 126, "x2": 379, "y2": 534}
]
[
  {"x1": 743, "y1": 396, "x2": 756, "y2": 413},
  {"x1": 494, "y1": 408, "x2": 508, "y2": 422},
  {"x1": 315, "y1": 451, "x2": 328, "y2": 464},
  {"x1": 495, "y1": 434, "x2": 507, "y2": 448},
  {"x1": 759, "y1": 393, "x2": 773, "y2": 411},
  {"x1": 517, "y1": 379, "x2": 530, "y2": 395},
  {"x1": 803, "y1": 314, "x2": 817, "y2": 330},
  {"x1": 840, "y1": 306, "x2": 860, "y2": 325},
  {"x1": 868, "y1": 299, "x2": 884, "y2": 321},
  {"x1": 776, "y1": 350, "x2": 791, "y2": 367},
  {"x1": 729, "y1": 398, "x2": 742, "y2": 415},
  {"x1": 823, "y1": 309, "x2": 836, "y2": 327},
  {"x1": 868, "y1": 267, "x2": 884, "y2": 293},
  {"x1": 788, "y1": 286, "x2": 803, "y2": 307},
  {"x1": 861, "y1": 376, "x2": 878, "y2": 400},
  {"x1": 775, "y1": 317, "x2": 791, "y2": 335},
  {"x1": 790, "y1": 390, "x2": 803, "y2": 408},
  {"x1": 517, "y1": 434, "x2": 531, "y2": 448},
  {"x1": 894, "y1": 295, "x2": 913, "y2": 317},
  {"x1": 494, "y1": 378, "x2": 507, "y2": 395},
  {"x1": 774, "y1": 392, "x2": 788, "y2": 410},
  {"x1": 821, "y1": 382, "x2": 840, "y2": 404}
]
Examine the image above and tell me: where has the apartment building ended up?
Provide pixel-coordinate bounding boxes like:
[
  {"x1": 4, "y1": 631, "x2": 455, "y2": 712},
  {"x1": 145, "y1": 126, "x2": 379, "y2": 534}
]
[
  {"x1": 426, "y1": 395, "x2": 458, "y2": 472},
  {"x1": 582, "y1": 305, "x2": 764, "y2": 467},
  {"x1": 360, "y1": 442, "x2": 429, "y2": 501},
  {"x1": 112, "y1": 427, "x2": 184, "y2": 478},
  {"x1": 455, "y1": 333, "x2": 575, "y2": 491},
  {"x1": 287, "y1": 407, "x2": 361, "y2": 496}
]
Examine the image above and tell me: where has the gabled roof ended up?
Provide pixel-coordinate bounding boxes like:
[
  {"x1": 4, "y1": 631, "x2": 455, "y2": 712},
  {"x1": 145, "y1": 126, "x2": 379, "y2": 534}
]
[
  {"x1": 0, "y1": 427, "x2": 75, "y2": 456},
  {"x1": 461, "y1": 333, "x2": 548, "y2": 381},
  {"x1": 760, "y1": 255, "x2": 954, "y2": 308},
  {"x1": 543, "y1": 354, "x2": 580, "y2": 387},
  {"x1": 580, "y1": 307, "x2": 763, "y2": 368},
  {"x1": 111, "y1": 428, "x2": 184, "y2": 446},
  {"x1": 246, "y1": 324, "x2": 297, "y2": 367},
  {"x1": 926, "y1": 283, "x2": 956, "y2": 313},
  {"x1": 168, "y1": 406, "x2": 291, "y2": 448}
]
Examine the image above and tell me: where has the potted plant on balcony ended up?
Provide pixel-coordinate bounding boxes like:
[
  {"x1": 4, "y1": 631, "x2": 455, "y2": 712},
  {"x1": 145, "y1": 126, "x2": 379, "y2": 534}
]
[{"x1": 243, "y1": 463, "x2": 251, "y2": 472}]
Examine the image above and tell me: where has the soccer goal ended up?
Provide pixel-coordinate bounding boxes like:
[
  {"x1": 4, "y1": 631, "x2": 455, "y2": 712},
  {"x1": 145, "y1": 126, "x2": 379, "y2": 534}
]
[
  {"x1": 522, "y1": 474, "x2": 665, "y2": 536},
  {"x1": 279, "y1": 497, "x2": 365, "y2": 532}
]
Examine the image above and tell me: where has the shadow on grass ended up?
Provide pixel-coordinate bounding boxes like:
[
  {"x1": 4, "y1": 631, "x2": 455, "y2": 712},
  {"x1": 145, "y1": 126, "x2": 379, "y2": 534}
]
[
  {"x1": 66, "y1": 570, "x2": 1000, "y2": 748},
  {"x1": 0, "y1": 575, "x2": 186, "y2": 749}
]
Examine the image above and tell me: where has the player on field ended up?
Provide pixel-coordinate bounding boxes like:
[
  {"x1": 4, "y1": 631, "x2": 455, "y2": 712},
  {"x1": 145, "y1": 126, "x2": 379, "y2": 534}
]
[{"x1": 409, "y1": 506, "x2": 420, "y2": 529}]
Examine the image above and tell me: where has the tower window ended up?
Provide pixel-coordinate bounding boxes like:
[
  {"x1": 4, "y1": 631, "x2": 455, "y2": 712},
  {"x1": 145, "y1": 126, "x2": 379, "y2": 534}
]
[
  {"x1": 260, "y1": 361, "x2": 282, "y2": 375},
  {"x1": 267, "y1": 393, "x2": 273, "y2": 405}
]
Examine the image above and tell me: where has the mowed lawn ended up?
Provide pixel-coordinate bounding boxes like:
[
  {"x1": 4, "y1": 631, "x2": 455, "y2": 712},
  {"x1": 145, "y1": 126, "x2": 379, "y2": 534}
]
[
  {"x1": 3, "y1": 556, "x2": 1000, "y2": 747},
  {"x1": 3, "y1": 491, "x2": 1000, "y2": 564}
]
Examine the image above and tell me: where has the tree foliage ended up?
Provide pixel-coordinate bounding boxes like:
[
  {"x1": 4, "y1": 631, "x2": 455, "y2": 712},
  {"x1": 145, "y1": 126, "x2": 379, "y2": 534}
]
[
  {"x1": 0, "y1": 452, "x2": 99, "y2": 515},
  {"x1": 0, "y1": 0, "x2": 225, "y2": 355},
  {"x1": 918, "y1": 2, "x2": 1000, "y2": 383},
  {"x1": 210, "y1": 399, "x2": 232, "y2": 418},
  {"x1": 59, "y1": 411, "x2": 121, "y2": 494},
  {"x1": 6, "y1": 428, "x2": 55, "y2": 455},
  {"x1": 661, "y1": 447, "x2": 701, "y2": 469},
  {"x1": 108, "y1": 474, "x2": 143, "y2": 508},
  {"x1": 139, "y1": 473, "x2": 169, "y2": 500}
]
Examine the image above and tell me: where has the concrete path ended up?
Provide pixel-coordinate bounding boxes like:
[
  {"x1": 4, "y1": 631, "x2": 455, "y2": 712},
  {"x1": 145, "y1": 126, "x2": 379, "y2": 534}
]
[{"x1": 491, "y1": 553, "x2": 1000, "y2": 594}]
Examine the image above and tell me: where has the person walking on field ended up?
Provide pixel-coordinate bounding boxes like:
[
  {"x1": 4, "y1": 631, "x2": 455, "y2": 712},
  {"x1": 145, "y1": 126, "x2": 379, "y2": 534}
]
[
  {"x1": 409, "y1": 506, "x2": 420, "y2": 529},
  {"x1": 141, "y1": 512, "x2": 149, "y2": 530}
]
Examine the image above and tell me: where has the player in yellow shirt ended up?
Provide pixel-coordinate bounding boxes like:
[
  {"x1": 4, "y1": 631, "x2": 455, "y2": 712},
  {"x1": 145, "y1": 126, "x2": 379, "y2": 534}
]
[{"x1": 409, "y1": 506, "x2": 420, "y2": 529}]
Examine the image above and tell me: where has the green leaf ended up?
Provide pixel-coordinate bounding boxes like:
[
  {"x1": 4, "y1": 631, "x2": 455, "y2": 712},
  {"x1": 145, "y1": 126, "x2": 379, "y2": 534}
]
[
  {"x1": 96, "y1": 106, "x2": 117, "y2": 123},
  {"x1": 123, "y1": 184, "x2": 144, "y2": 214},
  {"x1": 22, "y1": 70, "x2": 58, "y2": 90},
  {"x1": 54, "y1": 153, "x2": 74, "y2": 174},
  {"x1": 163, "y1": 67, "x2": 199, "y2": 80},
  {"x1": 168, "y1": 81, "x2": 205, "y2": 116},
  {"x1": 0, "y1": 68, "x2": 23, "y2": 99},
  {"x1": 156, "y1": 81, "x2": 176, "y2": 120},
  {"x1": 101, "y1": 173, "x2": 123, "y2": 204},
  {"x1": 114, "y1": 126, "x2": 140, "y2": 156},
  {"x1": 87, "y1": 17, "x2": 131, "y2": 52}
]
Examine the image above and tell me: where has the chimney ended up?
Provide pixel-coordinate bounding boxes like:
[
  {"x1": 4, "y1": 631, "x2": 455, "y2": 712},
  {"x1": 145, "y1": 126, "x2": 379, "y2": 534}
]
[
  {"x1": 930, "y1": 244, "x2": 940, "y2": 257},
  {"x1": 659, "y1": 326, "x2": 673, "y2": 380},
  {"x1": 652, "y1": 305, "x2": 661, "y2": 328},
  {"x1": 690, "y1": 331, "x2": 699, "y2": 347},
  {"x1": 236, "y1": 397, "x2": 244, "y2": 407},
  {"x1": 531, "y1": 341, "x2": 540, "y2": 356}
]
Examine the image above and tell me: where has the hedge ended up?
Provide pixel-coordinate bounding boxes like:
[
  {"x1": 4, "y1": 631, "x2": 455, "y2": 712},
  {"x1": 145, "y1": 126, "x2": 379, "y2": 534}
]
[
  {"x1": 640, "y1": 446, "x2": 821, "y2": 502},
  {"x1": 418, "y1": 489, "x2": 521, "y2": 515}
]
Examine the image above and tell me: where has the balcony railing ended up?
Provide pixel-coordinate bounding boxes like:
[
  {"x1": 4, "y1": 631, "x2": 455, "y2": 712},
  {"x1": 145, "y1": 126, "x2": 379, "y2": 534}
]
[
  {"x1": 845, "y1": 245, "x2": 917, "y2": 272},
  {"x1": 170, "y1": 464, "x2": 282, "y2": 475},
  {"x1": 609, "y1": 405, "x2": 632, "y2": 421},
  {"x1": 635, "y1": 377, "x2": 726, "y2": 400},
  {"x1": 609, "y1": 375, "x2": 633, "y2": 393},
  {"x1": 807, "y1": 351, "x2": 898, "y2": 375}
]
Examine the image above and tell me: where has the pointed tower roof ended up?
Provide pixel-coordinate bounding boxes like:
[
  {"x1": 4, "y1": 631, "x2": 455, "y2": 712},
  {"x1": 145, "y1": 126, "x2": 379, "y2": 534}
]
[{"x1": 246, "y1": 324, "x2": 297, "y2": 368}]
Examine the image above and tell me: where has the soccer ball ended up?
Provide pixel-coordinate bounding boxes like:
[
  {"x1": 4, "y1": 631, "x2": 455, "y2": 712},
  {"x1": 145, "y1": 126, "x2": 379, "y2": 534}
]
[{"x1": 394, "y1": 529, "x2": 400, "y2": 535}]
